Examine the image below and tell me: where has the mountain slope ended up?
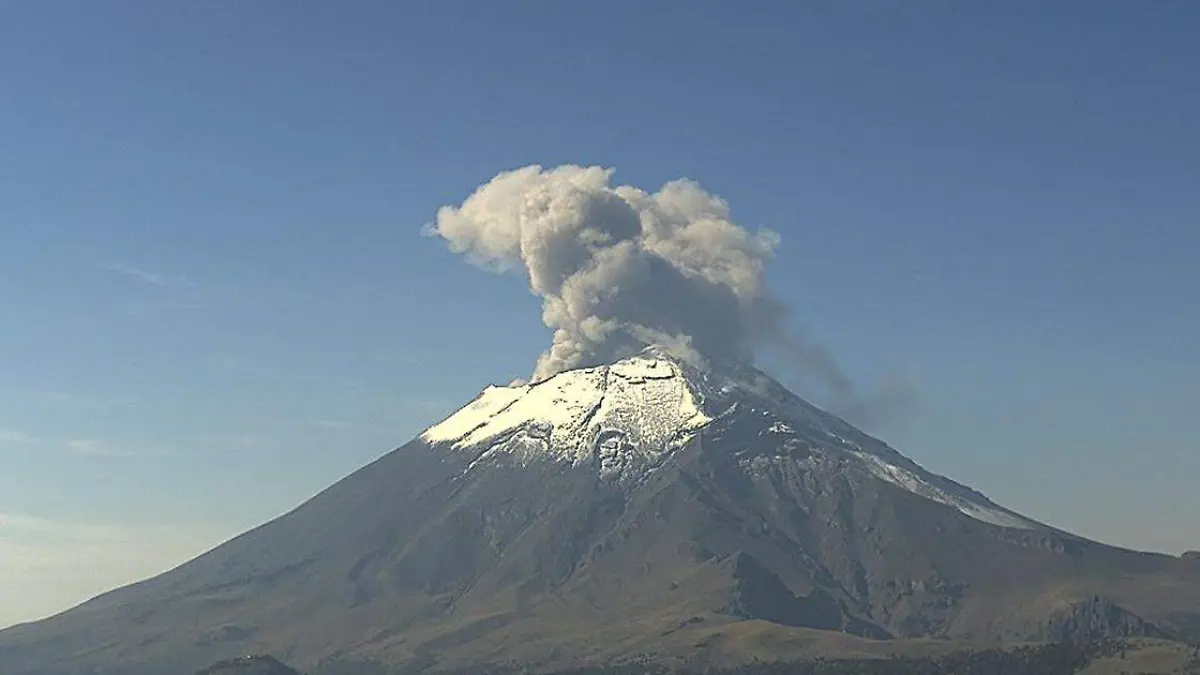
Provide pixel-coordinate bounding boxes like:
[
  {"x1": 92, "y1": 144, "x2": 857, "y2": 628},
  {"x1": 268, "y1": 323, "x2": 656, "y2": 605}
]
[{"x1": 1, "y1": 348, "x2": 1197, "y2": 675}]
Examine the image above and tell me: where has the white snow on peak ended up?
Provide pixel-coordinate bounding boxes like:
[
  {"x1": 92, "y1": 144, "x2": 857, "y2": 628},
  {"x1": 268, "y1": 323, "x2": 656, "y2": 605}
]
[
  {"x1": 421, "y1": 353, "x2": 711, "y2": 474},
  {"x1": 421, "y1": 346, "x2": 1037, "y2": 529}
]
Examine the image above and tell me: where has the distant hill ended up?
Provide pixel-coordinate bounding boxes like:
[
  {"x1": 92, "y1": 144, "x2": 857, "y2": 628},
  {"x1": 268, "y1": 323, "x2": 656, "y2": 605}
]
[{"x1": 194, "y1": 655, "x2": 301, "y2": 675}]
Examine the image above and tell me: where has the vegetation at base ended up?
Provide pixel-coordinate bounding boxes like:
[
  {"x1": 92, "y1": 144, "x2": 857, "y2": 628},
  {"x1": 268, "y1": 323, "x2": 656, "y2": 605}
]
[{"x1": 308, "y1": 639, "x2": 1161, "y2": 675}]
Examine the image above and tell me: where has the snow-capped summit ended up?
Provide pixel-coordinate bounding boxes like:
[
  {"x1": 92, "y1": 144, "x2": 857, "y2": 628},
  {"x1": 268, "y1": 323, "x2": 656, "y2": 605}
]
[
  {"x1": 421, "y1": 348, "x2": 712, "y2": 473},
  {"x1": 423, "y1": 345, "x2": 1034, "y2": 529}
]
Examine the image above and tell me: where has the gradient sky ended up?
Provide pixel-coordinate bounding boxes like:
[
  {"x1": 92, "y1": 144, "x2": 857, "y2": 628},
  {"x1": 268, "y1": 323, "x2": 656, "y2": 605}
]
[{"x1": 1, "y1": 2, "x2": 1198, "y2": 628}]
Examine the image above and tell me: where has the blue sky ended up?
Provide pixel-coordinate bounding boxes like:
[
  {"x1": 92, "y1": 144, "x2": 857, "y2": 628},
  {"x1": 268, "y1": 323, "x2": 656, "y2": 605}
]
[{"x1": 1, "y1": 2, "x2": 1198, "y2": 627}]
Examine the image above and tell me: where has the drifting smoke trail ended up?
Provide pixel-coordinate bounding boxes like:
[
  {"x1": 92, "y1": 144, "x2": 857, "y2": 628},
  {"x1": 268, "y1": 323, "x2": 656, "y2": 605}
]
[{"x1": 427, "y1": 164, "x2": 915, "y2": 430}]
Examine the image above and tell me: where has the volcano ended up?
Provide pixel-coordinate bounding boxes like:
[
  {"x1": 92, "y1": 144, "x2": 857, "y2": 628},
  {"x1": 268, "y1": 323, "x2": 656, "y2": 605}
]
[{"x1": 2, "y1": 347, "x2": 1198, "y2": 675}]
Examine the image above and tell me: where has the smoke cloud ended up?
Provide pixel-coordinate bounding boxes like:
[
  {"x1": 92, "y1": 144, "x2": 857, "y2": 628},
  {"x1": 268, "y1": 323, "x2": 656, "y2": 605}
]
[{"x1": 428, "y1": 165, "x2": 915, "y2": 430}]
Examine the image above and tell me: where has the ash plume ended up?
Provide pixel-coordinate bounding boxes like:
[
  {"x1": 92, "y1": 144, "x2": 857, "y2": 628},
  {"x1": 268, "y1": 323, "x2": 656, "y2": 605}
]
[{"x1": 428, "y1": 164, "x2": 914, "y2": 430}]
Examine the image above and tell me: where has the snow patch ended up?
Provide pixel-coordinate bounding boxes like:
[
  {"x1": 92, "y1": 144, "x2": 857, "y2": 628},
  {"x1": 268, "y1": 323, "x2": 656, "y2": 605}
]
[
  {"x1": 421, "y1": 386, "x2": 526, "y2": 445},
  {"x1": 853, "y1": 452, "x2": 1034, "y2": 529},
  {"x1": 766, "y1": 421, "x2": 794, "y2": 434}
]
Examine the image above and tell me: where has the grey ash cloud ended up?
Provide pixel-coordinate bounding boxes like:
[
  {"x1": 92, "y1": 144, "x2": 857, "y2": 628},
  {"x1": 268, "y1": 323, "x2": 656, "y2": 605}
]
[{"x1": 428, "y1": 164, "x2": 915, "y2": 430}]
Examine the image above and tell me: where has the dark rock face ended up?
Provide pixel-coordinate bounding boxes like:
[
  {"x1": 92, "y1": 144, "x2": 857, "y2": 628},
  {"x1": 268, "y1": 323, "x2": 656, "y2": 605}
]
[
  {"x1": 726, "y1": 552, "x2": 855, "y2": 633},
  {"x1": 1, "y1": 353, "x2": 1199, "y2": 675}
]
